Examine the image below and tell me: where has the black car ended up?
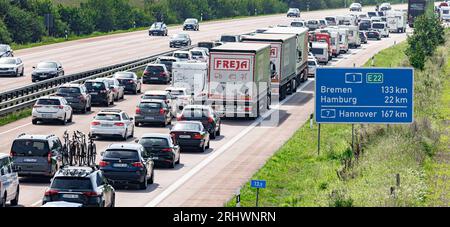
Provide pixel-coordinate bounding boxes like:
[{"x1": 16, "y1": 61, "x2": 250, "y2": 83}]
[
  {"x1": 42, "y1": 166, "x2": 115, "y2": 207},
  {"x1": 287, "y1": 8, "x2": 301, "y2": 17},
  {"x1": 135, "y1": 99, "x2": 172, "y2": 127},
  {"x1": 177, "y1": 105, "x2": 221, "y2": 139},
  {"x1": 198, "y1": 41, "x2": 222, "y2": 50},
  {"x1": 170, "y1": 121, "x2": 210, "y2": 152},
  {"x1": 359, "y1": 31, "x2": 368, "y2": 44},
  {"x1": 137, "y1": 134, "x2": 181, "y2": 168},
  {"x1": 365, "y1": 30, "x2": 381, "y2": 40},
  {"x1": 155, "y1": 56, "x2": 178, "y2": 73},
  {"x1": 0, "y1": 44, "x2": 13, "y2": 58},
  {"x1": 149, "y1": 22, "x2": 168, "y2": 36},
  {"x1": 142, "y1": 64, "x2": 170, "y2": 84},
  {"x1": 99, "y1": 143, "x2": 154, "y2": 190},
  {"x1": 183, "y1": 18, "x2": 199, "y2": 31},
  {"x1": 84, "y1": 80, "x2": 114, "y2": 106},
  {"x1": 359, "y1": 20, "x2": 372, "y2": 31},
  {"x1": 113, "y1": 72, "x2": 142, "y2": 94},
  {"x1": 11, "y1": 134, "x2": 62, "y2": 178},
  {"x1": 170, "y1": 34, "x2": 192, "y2": 48},
  {"x1": 56, "y1": 84, "x2": 92, "y2": 113},
  {"x1": 31, "y1": 61, "x2": 64, "y2": 82}
]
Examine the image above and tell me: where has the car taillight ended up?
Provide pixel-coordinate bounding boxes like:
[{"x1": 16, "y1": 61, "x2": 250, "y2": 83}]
[
  {"x1": 99, "y1": 161, "x2": 109, "y2": 167},
  {"x1": 208, "y1": 117, "x2": 214, "y2": 123},
  {"x1": 244, "y1": 107, "x2": 252, "y2": 112},
  {"x1": 91, "y1": 121, "x2": 101, "y2": 126},
  {"x1": 161, "y1": 148, "x2": 172, "y2": 152},
  {"x1": 79, "y1": 95, "x2": 86, "y2": 101},
  {"x1": 115, "y1": 122, "x2": 125, "y2": 126},
  {"x1": 44, "y1": 189, "x2": 59, "y2": 196},
  {"x1": 83, "y1": 191, "x2": 100, "y2": 197},
  {"x1": 177, "y1": 115, "x2": 184, "y2": 121},
  {"x1": 193, "y1": 133, "x2": 203, "y2": 139},
  {"x1": 132, "y1": 162, "x2": 144, "y2": 168},
  {"x1": 47, "y1": 152, "x2": 52, "y2": 163},
  {"x1": 58, "y1": 105, "x2": 64, "y2": 109},
  {"x1": 159, "y1": 108, "x2": 165, "y2": 115},
  {"x1": 136, "y1": 108, "x2": 141, "y2": 114},
  {"x1": 100, "y1": 90, "x2": 107, "y2": 93},
  {"x1": 10, "y1": 150, "x2": 15, "y2": 157}
]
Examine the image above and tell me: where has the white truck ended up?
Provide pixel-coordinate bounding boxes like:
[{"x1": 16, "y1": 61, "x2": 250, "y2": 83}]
[
  {"x1": 241, "y1": 33, "x2": 298, "y2": 100},
  {"x1": 171, "y1": 61, "x2": 209, "y2": 103},
  {"x1": 372, "y1": 22, "x2": 390, "y2": 37},
  {"x1": 263, "y1": 27, "x2": 310, "y2": 84},
  {"x1": 338, "y1": 25, "x2": 361, "y2": 48},
  {"x1": 439, "y1": 6, "x2": 450, "y2": 22},
  {"x1": 208, "y1": 43, "x2": 271, "y2": 118},
  {"x1": 385, "y1": 10, "x2": 407, "y2": 33}
]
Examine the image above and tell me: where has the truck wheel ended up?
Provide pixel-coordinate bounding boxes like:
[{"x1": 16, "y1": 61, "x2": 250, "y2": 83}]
[{"x1": 10, "y1": 186, "x2": 19, "y2": 206}]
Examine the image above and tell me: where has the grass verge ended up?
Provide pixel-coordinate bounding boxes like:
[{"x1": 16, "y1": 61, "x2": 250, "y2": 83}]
[
  {"x1": 0, "y1": 109, "x2": 32, "y2": 127},
  {"x1": 226, "y1": 32, "x2": 450, "y2": 207}
]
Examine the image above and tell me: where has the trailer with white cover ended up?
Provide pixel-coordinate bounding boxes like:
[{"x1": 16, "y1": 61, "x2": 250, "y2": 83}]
[
  {"x1": 171, "y1": 61, "x2": 209, "y2": 103},
  {"x1": 338, "y1": 25, "x2": 361, "y2": 48},
  {"x1": 385, "y1": 10, "x2": 407, "y2": 33}
]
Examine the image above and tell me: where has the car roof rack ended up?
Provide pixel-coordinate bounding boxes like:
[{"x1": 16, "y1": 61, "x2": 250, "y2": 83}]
[{"x1": 17, "y1": 133, "x2": 27, "y2": 138}]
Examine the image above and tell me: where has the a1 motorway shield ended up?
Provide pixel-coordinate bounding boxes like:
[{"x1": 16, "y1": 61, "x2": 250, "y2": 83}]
[{"x1": 315, "y1": 68, "x2": 414, "y2": 124}]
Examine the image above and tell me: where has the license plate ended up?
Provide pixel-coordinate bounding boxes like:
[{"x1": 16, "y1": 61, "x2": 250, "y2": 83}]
[
  {"x1": 24, "y1": 159, "x2": 37, "y2": 163},
  {"x1": 102, "y1": 124, "x2": 113, "y2": 127},
  {"x1": 113, "y1": 163, "x2": 128, "y2": 168},
  {"x1": 42, "y1": 114, "x2": 53, "y2": 118},
  {"x1": 151, "y1": 77, "x2": 158, "y2": 80},
  {"x1": 90, "y1": 92, "x2": 98, "y2": 95},
  {"x1": 179, "y1": 135, "x2": 191, "y2": 139},
  {"x1": 145, "y1": 117, "x2": 155, "y2": 120},
  {"x1": 62, "y1": 194, "x2": 79, "y2": 199}
]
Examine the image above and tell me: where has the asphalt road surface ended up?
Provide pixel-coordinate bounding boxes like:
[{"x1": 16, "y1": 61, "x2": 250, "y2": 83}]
[{"x1": 0, "y1": 5, "x2": 409, "y2": 207}]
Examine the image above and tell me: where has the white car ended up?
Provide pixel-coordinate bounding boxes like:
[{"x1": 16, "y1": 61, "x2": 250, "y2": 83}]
[
  {"x1": 372, "y1": 22, "x2": 389, "y2": 37},
  {"x1": 173, "y1": 51, "x2": 192, "y2": 62},
  {"x1": 350, "y1": 3, "x2": 362, "y2": 12},
  {"x1": 189, "y1": 48, "x2": 209, "y2": 62},
  {"x1": 32, "y1": 96, "x2": 73, "y2": 125},
  {"x1": 308, "y1": 59, "x2": 319, "y2": 77},
  {"x1": 290, "y1": 20, "x2": 306, "y2": 28},
  {"x1": 141, "y1": 90, "x2": 178, "y2": 117},
  {"x1": 90, "y1": 109, "x2": 134, "y2": 140},
  {"x1": 165, "y1": 87, "x2": 193, "y2": 110},
  {"x1": 0, "y1": 57, "x2": 24, "y2": 77}
]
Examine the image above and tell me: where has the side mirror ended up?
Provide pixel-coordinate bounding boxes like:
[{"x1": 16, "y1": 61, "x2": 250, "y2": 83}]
[
  {"x1": 32, "y1": 66, "x2": 36, "y2": 69},
  {"x1": 130, "y1": 117, "x2": 134, "y2": 121},
  {"x1": 135, "y1": 139, "x2": 139, "y2": 143},
  {"x1": 100, "y1": 151, "x2": 105, "y2": 156}
]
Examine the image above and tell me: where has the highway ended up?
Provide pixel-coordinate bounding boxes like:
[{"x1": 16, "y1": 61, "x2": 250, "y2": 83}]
[{"x1": 0, "y1": 5, "x2": 409, "y2": 207}]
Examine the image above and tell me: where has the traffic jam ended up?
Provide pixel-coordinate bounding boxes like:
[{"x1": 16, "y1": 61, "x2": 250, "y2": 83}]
[{"x1": 1, "y1": 3, "x2": 412, "y2": 207}]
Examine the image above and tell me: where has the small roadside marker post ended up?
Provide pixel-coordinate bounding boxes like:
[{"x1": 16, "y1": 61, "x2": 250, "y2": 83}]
[
  {"x1": 251, "y1": 180, "x2": 266, "y2": 207},
  {"x1": 236, "y1": 188, "x2": 241, "y2": 207}
]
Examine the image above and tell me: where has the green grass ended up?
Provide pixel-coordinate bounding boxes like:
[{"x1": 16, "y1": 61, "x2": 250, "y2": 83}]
[
  {"x1": 0, "y1": 109, "x2": 32, "y2": 127},
  {"x1": 52, "y1": 0, "x2": 146, "y2": 7},
  {"x1": 226, "y1": 31, "x2": 450, "y2": 207}
]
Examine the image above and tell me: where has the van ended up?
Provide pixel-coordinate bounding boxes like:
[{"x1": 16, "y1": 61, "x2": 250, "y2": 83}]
[{"x1": 372, "y1": 22, "x2": 389, "y2": 38}]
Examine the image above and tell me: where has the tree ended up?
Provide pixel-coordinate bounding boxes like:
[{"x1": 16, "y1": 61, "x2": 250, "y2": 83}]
[{"x1": 0, "y1": 19, "x2": 12, "y2": 44}]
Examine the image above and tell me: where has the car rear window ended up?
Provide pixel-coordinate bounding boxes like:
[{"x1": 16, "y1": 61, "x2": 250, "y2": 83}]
[
  {"x1": 95, "y1": 114, "x2": 121, "y2": 121},
  {"x1": 167, "y1": 90, "x2": 184, "y2": 97},
  {"x1": 182, "y1": 108, "x2": 209, "y2": 118},
  {"x1": 115, "y1": 73, "x2": 134, "y2": 79},
  {"x1": 220, "y1": 36, "x2": 237, "y2": 42},
  {"x1": 37, "y1": 99, "x2": 61, "y2": 105},
  {"x1": 145, "y1": 66, "x2": 165, "y2": 74},
  {"x1": 57, "y1": 87, "x2": 81, "y2": 94},
  {"x1": 174, "y1": 53, "x2": 189, "y2": 59},
  {"x1": 173, "y1": 123, "x2": 201, "y2": 131},
  {"x1": 51, "y1": 177, "x2": 92, "y2": 190},
  {"x1": 12, "y1": 140, "x2": 49, "y2": 156},
  {"x1": 139, "y1": 138, "x2": 169, "y2": 147},
  {"x1": 104, "y1": 149, "x2": 139, "y2": 160},
  {"x1": 311, "y1": 48, "x2": 325, "y2": 55},
  {"x1": 139, "y1": 102, "x2": 162, "y2": 109},
  {"x1": 85, "y1": 82, "x2": 106, "y2": 90},
  {"x1": 291, "y1": 22, "x2": 304, "y2": 27}
]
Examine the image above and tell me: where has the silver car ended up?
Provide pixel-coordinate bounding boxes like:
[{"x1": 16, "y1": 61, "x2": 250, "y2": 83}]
[
  {"x1": 0, "y1": 57, "x2": 24, "y2": 77},
  {"x1": 308, "y1": 59, "x2": 319, "y2": 77},
  {"x1": 0, "y1": 154, "x2": 20, "y2": 207},
  {"x1": 96, "y1": 78, "x2": 125, "y2": 101},
  {"x1": 90, "y1": 109, "x2": 135, "y2": 140}
]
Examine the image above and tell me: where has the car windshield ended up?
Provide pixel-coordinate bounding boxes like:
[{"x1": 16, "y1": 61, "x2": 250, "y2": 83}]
[
  {"x1": 173, "y1": 123, "x2": 201, "y2": 131},
  {"x1": 104, "y1": 149, "x2": 139, "y2": 160},
  {"x1": 37, "y1": 62, "x2": 57, "y2": 69},
  {"x1": 139, "y1": 137, "x2": 169, "y2": 147},
  {"x1": 308, "y1": 61, "x2": 317, "y2": 66},
  {"x1": 151, "y1": 23, "x2": 163, "y2": 29},
  {"x1": 37, "y1": 99, "x2": 61, "y2": 105},
  {"x1": 173, "y1": 34, "x2": 187, "y2": 39},
  {"x1": 85, "y1": 82, "x2": 106, "y2": 90},
  {"x1": 311, "y1": 48, "x2": 325, "y2": 55},
  {"x1": 95, "y1": 114, "x2": 121, "y2": 121},
  {"x1": 373, "y1": 23, "x2": 385, "y2": 29},
  {"x1": 114, "y1": 72, "x2": 134, "y2": 79},
  {"x1": 57, "y1": 87, "x2": 81, "y2": 94},
  {"x1": 0, "y1": 45, "x2": 7, "y2": 52},
  {"x1": 182, "y1": 108, "x2": 209, "y2": 118},
  {"x1": 12, "y1": 140, "x2": 49, "y2": 156},
  {"x1": 185, "y1": 19, "x2": 197, "y2": 24},
  {"x1": 0, "y1": 58, "x2": 15, "y2": 64},
  {"x1": 308, "y1": 20, "x2": 318, "y2": 25},
  {"x1": 319, "y1": 20, "x2": 326, "y2": 25},
  {"x1": 139, "y1": 102, "x2": 162, "y2": 108},
  {"x1": 51, "y1": 177, "x2": 93, "y2": 190},
  {"x1": 291, "y1": 22, "x2": 304, "y2": 27},
  {"x1": 288, "y1": 9, "x2": 298, "y2": 13},
  {"x1": 326, "y1": 17, "x2": 336, "y2": 22}
]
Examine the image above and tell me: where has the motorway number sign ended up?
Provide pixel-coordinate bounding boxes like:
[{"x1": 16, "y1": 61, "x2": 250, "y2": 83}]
[
  {"x1": 315, "y1": 68, "x2": 414, "y2": 124},
  {"x1": 250, "y1": 180, "x2": 266, "y2": 189}
]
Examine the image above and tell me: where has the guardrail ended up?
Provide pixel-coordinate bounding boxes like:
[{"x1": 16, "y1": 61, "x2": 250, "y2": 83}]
[{"x1": 0, "y1": 45, "x2": 196, "y2": 117}]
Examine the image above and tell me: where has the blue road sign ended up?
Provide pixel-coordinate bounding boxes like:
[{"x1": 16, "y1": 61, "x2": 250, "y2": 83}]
[
  {"x1": 251, "y1": 180, "x2": 266, "y2": 189},
  {"x1": 315, "y1": 68, "x2": 414, "y2": 124}
]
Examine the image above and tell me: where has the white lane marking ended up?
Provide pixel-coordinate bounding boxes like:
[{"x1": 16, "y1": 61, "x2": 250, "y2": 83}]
[
  {"x1": 145, "y1": 79, "x2": 314, "y2": 207},
  {"x1": 31, "y1": 200, "x2": 43, "y2": 207},
  {"x1": 0, "y1": 123, "x2": 32, "y2": 136}
]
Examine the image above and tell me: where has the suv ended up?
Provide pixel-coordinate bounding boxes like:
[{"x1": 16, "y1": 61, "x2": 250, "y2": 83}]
[
  {"x1": 0, "y1": 57, "x2": 24, "y2": 77},
  {"x1": 84, "y1": 80, "x2": 114, "y2": 107},
  {"x1": 10, "y1": 134, "x2": 62, "y2": 177},
  {"x1": 287, "y1": 8, "x2": 301, "y2": 17},
  {"x1": 42, "y1": 166, "x2": 115, "y2": 207},
  {"x1": 0, "y1": 154, "x2": 20, "y2": 207},
  {"x1": 136, "y1": 134, "x2": 180, "y2": 168},
  {"x1": 95, "y1": 78, "x2": 125, "y2": 101},
  {"x1": 155, "y1": 56, "x2": 178, "y2": 73},
  {"x1": 149, "y1": 22, "x2": 168, "y2": 36},
  {"x1": 99, "y1": 143, "x2": 154, "y2": 190},
  {"x1": 0, "y1": 44, "x2": 13, "y2": 58},
  {"x1": 142, "y1": 64, "x2": 170, "y2": 84},
  {"x1": 306, "y1": 19, "x2": 320, "y2": 31},
  {"x1": 56, "y1": 84, "x2": 92, "y2": 113},
  {"x1": 31, "y1": 61, "x2": 64, "y2": 82},
  {"x1": 113, "y1": 72, "x2": 142, "y2": 94},
  {"x1": 32, "y1": 96, "x2": 73, "y2": 125},
  {"x1": 90, "y1": 109, "x2": 135, "y2": 140},
  {"x1": 183, "y1": 18, "x2": 199, "y2": 31},
  {"x1": 135, "y1": 99, "x2": 173, "y2": 127},
  {"x1": 177, "y1": 105, "x2": 221, "y2": 139}
]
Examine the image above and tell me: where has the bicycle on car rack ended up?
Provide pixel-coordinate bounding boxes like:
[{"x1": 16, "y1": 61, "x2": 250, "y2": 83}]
[{"x1": 61, "y1": 131, "x2": 97, "y2": 168}]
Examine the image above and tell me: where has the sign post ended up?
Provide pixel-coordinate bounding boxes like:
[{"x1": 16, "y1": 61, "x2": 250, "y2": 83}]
[
  {"x1": 236, "y1": 188, "x2": 241, "y2": 207},
  {"x1": 315, "y1": 68, "x2": 414, "y2": 124},
  {"x1": 250, "y1": 180, "x2": 266, "y2": 207}
]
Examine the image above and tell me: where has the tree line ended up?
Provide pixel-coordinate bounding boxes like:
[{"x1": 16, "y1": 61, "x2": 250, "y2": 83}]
[{"x1": 0, "y1": 0, "x2": 404, "y2": 45}]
